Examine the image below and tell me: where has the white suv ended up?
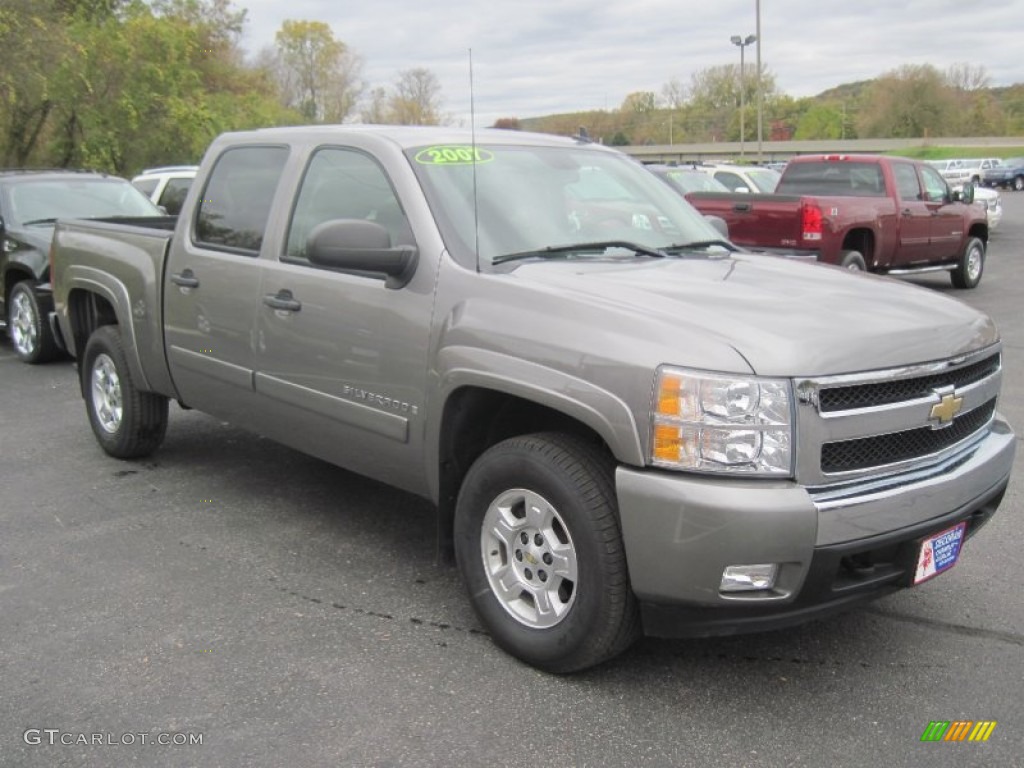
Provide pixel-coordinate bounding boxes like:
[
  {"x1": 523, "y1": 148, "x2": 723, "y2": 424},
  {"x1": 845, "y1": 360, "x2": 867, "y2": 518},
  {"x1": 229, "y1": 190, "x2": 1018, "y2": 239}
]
[
  {"x1": 130, "y1": 165, "x2": 197, "y2": 216},
  {"x1": 693, "y1": 163, "x2": 781, "y2": 193}
]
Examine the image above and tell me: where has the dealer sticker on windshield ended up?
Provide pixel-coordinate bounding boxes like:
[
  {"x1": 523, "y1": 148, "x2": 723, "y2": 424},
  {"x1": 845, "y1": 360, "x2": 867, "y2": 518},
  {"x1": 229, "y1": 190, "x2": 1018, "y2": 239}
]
[
  {"x1": 913, "y1": 522, "x2": 967, "y2": 585},
  {"x1": 414, "y1": 146, "x2": 495, "y2": 165}
]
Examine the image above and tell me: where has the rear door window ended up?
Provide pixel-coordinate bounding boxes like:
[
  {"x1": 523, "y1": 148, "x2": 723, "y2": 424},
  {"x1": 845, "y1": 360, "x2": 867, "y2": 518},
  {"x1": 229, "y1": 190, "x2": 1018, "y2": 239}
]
[
  {"x1": 892, "y1": 163, "x2": 922, "y2": 200},
  {"x1": 194, "y1": 146, "x2": 288, "y2": 255}
]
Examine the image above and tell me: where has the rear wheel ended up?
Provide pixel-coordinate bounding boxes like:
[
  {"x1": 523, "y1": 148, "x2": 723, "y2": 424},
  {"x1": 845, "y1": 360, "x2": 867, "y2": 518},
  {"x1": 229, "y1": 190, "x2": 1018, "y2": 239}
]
[
  {"x1": 7, "y1": 281, "x2": 58, "y2": 364},
  {"x1": 839, "y1": 250, "x2": 867, "y2": 271},
  {"x1": 1014, "y1": 175, "x2": 1024, "y2": 192},
  {"x1": 454, "y1": 433, "x2": 639, "y2": 673},
  {"x1": 82, "y1": 325, "x2": 168, "y2": 458},
  {"x1": 951, "y1": 236, "x2": 985, "y2": 289}
]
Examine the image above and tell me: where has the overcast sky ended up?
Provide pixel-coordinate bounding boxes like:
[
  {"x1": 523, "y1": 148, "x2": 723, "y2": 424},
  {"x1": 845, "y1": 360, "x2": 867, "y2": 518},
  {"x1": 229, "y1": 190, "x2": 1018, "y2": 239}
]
[{"x1": 237, "y1": 0, "x2": 1022, "y2": 127}]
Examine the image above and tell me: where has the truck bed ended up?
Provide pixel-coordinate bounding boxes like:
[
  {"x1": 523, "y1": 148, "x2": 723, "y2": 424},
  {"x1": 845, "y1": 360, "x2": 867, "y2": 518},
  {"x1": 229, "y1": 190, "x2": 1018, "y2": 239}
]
[
  {"x1": 51, "y1": 216, "x2": 178, "y2": 397},
  {"x1": 686, "y1": 192, "x2": 807, "y2": 253}
]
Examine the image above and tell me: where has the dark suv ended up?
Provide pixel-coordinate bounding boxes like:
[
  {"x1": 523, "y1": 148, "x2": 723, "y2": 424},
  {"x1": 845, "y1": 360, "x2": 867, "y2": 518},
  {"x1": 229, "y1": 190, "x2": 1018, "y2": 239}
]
[{"x1": 0, "y1": 170, "x2": 160, "y2": 362}]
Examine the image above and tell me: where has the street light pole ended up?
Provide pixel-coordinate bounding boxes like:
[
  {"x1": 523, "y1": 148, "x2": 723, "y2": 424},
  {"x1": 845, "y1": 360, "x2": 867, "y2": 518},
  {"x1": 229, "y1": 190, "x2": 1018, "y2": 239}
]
[
  {"x1": 755, "y1": 0, "x2": 763, "y2": 162},
  {"x1": 730, "y1": 33, "x2": 756, "y2": 158}
]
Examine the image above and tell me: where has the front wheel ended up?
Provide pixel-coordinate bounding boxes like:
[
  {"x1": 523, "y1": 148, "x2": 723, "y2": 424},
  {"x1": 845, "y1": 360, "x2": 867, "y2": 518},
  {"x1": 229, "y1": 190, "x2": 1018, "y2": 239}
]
[
  {"x1": 7, "y1": 281, "x2": 58, "y2": 364},
  {"x1": 1014, "y1": 175, "x2": 1024, "y2": 192},
  {"x1": 82, "y1": 325, "x2": 169, "y2": 458},
  {"x1": 951, "y1": 236, "x2": 985, "y2": 289},
  {"x1": 454, "y1": 433, "x2": 639, "y2": 673}
]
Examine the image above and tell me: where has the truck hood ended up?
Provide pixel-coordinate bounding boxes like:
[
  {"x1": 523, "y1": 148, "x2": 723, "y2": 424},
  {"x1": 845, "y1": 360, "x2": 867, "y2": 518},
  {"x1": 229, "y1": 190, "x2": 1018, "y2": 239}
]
[{"x1": 509, "y1": 253, "x2": 997, "y2": 377}]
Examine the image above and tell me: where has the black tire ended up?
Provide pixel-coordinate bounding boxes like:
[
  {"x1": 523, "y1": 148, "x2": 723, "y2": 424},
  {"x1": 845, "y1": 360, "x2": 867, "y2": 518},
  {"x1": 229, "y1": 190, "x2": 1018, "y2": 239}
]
[
  {"x1": 7, "y1": 280, "x2": 58, "y2": 364},
  {"x1": 454, "y1": 432, "x2": 639, "y2": 673},
  {"x1": 82, "y1": 325, "x2": 168, "y2": 458},
  {"x1": 951, "y1": 236, "x2": 985, "y2": 289},
  {"x1": 1014, "y1": 175, "x2": 1024, "y2": 192},
  {"x1": 839, "y1": 250, "x2": 867, "y2": 271}
]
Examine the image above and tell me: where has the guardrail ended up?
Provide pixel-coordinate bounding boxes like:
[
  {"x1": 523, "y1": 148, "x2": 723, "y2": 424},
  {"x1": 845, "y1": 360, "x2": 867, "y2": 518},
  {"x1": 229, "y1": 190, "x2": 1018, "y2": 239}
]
[{"x1": 619, "y1": 137, "x2": 1024, "y2": 165}]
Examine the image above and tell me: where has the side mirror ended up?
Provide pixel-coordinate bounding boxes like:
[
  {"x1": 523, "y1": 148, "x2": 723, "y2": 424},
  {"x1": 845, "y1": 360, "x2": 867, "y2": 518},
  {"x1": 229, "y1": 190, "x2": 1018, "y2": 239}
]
[
  {"x1": 307, "y1": 219, "x2": 417, "y2": 289},
  {"x1": 734, "y1": 185, "x2": 751, "y2": 194},
  {"x1": 960, "y1": 181, "x2": 975, "y2": 205}
]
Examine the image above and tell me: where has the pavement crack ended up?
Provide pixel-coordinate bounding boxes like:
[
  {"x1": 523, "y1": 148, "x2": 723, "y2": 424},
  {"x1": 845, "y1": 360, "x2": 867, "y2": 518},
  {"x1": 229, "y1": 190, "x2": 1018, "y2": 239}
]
[
  {"x1": 865, "y1": 607, "x2": 1024, "y2": 647},
  {"x1": 270, "y1": 580, "x2": 488, "y2": 639}
]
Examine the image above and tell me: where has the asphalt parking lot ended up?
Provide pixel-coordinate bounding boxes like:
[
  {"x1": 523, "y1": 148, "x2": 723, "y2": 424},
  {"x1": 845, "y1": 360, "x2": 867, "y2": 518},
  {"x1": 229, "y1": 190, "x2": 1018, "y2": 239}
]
[{"x1": 3, "y1": 193, "x2": 1023, "y2": 768}]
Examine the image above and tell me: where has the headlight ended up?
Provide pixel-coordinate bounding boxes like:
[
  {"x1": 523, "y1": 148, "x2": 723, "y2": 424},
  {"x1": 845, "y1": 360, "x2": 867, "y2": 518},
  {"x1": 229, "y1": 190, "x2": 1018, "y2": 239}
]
[{"x1": 651, "y1": 366, "x2": 793, "y2": 476}]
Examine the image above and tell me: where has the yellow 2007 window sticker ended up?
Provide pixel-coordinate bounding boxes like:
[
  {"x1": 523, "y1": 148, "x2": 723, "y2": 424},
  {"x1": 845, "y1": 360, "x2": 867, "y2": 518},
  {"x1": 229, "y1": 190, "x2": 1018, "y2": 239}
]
[{"x1": 414, "y1": 146, "x2": 495, "y2": 165}]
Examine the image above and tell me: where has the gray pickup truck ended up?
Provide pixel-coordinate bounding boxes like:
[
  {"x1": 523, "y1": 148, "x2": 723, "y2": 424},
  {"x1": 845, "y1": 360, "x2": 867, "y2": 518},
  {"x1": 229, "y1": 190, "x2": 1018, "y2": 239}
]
[{"x1": 49, "y1": 126, "x2": 1016, "y2": 673}]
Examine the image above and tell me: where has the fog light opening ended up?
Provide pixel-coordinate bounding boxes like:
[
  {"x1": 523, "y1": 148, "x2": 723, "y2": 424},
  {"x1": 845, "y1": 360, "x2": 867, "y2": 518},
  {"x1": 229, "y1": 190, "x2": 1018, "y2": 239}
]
[{"x1": 720, "y1": 564, "x2": 778, "y2": 593}]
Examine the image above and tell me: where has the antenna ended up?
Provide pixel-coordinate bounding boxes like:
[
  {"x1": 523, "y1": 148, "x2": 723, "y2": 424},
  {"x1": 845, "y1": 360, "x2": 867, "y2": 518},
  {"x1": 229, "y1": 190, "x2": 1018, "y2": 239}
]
[{"x1": 469, "y1": 48, "x2": 480, "y2": 272}]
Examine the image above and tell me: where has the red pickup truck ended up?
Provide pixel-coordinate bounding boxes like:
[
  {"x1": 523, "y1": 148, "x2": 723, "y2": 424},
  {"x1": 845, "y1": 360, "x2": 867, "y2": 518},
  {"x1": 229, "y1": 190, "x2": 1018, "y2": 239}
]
[{"x1": 686, "y1": 154, "x2": 989, "y2": 288}]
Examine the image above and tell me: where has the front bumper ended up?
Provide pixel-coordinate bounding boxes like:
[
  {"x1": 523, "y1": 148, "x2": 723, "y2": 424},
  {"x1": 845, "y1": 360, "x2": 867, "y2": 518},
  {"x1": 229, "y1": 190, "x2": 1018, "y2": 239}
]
[{"x1": 616, "y1": 415, "x2": 1015, "y2": 638}]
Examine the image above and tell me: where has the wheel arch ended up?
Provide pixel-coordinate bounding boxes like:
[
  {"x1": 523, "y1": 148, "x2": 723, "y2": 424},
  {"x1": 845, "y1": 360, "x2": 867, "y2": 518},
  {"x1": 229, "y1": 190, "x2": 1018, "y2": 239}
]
[
  {"x1": 840, "y1": 227, "x2": 876, "y2": 268},
  {"x1": 968, "y1": 221, "x2": 989, "y2": 244},
  {"x1": 431, "y1": 357, "x2": 644, "y2": 562},
  {"x1": 63, "y1": 273, "x2": 150, "y2": 394},
  {"x1": 3, "y1": 265, "x2": 35, "y2": 308}
]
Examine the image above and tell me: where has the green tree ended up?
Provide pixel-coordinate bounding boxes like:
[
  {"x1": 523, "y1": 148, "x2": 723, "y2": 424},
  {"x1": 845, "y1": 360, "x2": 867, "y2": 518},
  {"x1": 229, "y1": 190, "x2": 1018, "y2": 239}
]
[
  {"x1": 621, "y1": 91, "x2": 657, "y2": 113},
  {"x1": 359, "y1": 87, "x2": 391, "y2": 124},
  {"x1": 271, "y1": 19, "x2": 363, "y2": 122},
  {"x1": 793, "y1": 103, "x2": 844, "y2": 140},
  {"x1": 0, "y1": 0, "x2": 72, "y2": 165},
  {"x1": 386, "y1": 68, "x2": 445, "y2": 126},
  {"x1": 857, "y1": 64, "x2": 957, "y2": 138},
  {"x1": 660, "y1": 77, "x2": 687, "y2": 109}
]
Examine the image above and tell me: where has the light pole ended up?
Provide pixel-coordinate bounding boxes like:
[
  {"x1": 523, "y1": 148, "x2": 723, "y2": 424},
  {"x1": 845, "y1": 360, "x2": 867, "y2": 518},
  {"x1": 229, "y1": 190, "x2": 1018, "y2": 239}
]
[
  {"x1": 755, "y1": 0, "x2": 762, "y2": 161},
  {"x1": 730, "y1": 33, "x2": 756, "y2": 158}
]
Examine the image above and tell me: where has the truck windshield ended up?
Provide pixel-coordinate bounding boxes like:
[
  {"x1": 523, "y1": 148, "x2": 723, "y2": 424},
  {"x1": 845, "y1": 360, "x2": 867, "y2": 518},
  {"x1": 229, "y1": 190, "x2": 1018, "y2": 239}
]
[
  {"x1": 407, "y1": 143, "x2": 728, "y2": 269},
  {"x1": 7, "y1": 179, "x2": 161, "y2": 226}
]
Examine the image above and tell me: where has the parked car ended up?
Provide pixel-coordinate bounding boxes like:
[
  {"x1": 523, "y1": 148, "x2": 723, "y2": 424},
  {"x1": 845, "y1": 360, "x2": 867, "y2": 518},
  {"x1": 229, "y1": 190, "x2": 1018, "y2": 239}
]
[
  {"x1": 646, "y1": 164, "x2": 730, "y2": 195},
  {"x1": 954, "y1": 158, "x2": 1004, "y2": 185},
  {"x1": 687, "y1": 154, "x2": 988, "y2": 287},
  {"x1": 48, "y1": 125, "x2": 1015, "y2": 673},
  {"x1": 0, "y1": 170, "x2": 161, "y2": 362},
  {"x1": 693, "y1": 163, "x2": 782, "y2": 193},
  {"x1": 645, "y1": 165, "x2": 732, "y2": 238},
  {"x1": 928, "y1": 159, "x2": 970, "y2": 187},
  {"x1": 131, "y1": 165, "x2": 198, "y2": 215},
  {"x1": 981, "y1": 157, "x2": 1024, "y2": 191},
  {"x1": 931, "y1": 158, "x2": 1003, "y2": 187}
]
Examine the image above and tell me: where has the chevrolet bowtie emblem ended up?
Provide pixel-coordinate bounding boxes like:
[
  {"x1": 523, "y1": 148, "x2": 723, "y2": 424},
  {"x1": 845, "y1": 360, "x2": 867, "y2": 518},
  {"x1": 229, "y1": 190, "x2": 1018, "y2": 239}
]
[{"x1": 930, "y1": 392, "x2": 963, "y2": 426}]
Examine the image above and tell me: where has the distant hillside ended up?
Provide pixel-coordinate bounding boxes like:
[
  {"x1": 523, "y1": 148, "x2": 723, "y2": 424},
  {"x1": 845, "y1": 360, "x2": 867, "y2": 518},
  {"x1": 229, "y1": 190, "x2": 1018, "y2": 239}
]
[{"x1": 508, "y1": 77, "x2": 1023, "y2": 144}]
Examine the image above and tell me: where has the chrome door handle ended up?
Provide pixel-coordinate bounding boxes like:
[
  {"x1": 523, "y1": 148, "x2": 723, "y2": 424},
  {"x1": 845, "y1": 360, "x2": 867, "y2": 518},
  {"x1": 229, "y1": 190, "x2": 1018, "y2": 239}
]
[
  {"x1": 170, "y1": 269, "x2": 199, "y2": 288},
  {"x1": 263, "y1": 290, "x2": 301, "y2": 312}
]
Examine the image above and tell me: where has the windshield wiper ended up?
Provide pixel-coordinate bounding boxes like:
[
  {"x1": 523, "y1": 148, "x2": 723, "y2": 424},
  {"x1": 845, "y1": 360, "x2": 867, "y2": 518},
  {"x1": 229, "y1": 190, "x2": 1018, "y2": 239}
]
[
  {"x1": 493, "y1": 240, "x2": 666, "y2": 265},
  {"x1": 662, "y1": 239, "x2": 737, "y2": 253},
  {"x1": 21, "y1": 217, "x2": 59, "y2": 227}
]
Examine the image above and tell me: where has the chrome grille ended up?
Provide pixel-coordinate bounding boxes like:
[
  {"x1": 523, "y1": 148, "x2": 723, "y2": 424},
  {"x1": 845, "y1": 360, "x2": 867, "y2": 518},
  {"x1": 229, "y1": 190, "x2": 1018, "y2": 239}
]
[
  {"x1": 794, "y1": 346, "x2": 1003, "y2": 486},
  {"x1": 818, "y1": 353, "x2": 1000, "y2": 412},
  {"x1": 821, "y1": 399, "x2": 997, "y2": 473}
]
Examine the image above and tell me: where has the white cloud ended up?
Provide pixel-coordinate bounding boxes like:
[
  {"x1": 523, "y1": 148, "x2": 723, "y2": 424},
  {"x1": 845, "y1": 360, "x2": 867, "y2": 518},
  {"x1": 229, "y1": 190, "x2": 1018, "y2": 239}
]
[{"x1": 238, "y1": 0, "x2": 1023, "y2": 126}]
